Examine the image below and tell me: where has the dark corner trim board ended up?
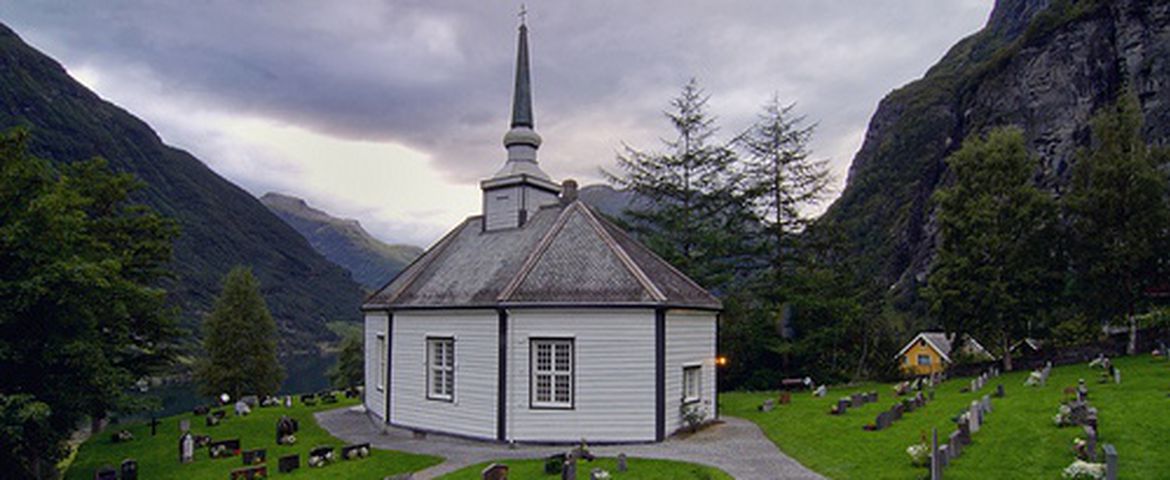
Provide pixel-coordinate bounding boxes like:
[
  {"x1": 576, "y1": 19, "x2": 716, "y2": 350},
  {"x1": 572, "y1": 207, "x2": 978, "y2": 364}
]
[
  {"x1": 386, "y1": 313, "x2": 394, "y2": 423},
  {"x1": 497, "y1": 308, "x2": 508, "y2": 441},
  {"x1": 655, "y1": 308, "x2": 666, "y2": 442}
]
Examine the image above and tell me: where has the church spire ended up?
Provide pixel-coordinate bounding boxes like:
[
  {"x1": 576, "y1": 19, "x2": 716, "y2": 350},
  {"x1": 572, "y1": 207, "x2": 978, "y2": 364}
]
[{"x1": 510, "y1": 22, "x2": 534, "y2": 128}]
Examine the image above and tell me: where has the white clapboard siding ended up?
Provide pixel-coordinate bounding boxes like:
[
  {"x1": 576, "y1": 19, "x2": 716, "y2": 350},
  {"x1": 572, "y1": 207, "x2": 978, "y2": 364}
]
[
  {"x1": 364, "y1": 312, "x2": 389, "y2": 421},
  {"x1": 390, "y1": 310, "x2": 498, "y2": 439},
  {"x1": 484, "y1": 185, "x2": 560, "y2": 231},
  {"x1": 665, "y1": 310, "x2": 717, "y2": 435},
  {"x1": 508, "y1": 309, "x2": 656, "y2": 442}
]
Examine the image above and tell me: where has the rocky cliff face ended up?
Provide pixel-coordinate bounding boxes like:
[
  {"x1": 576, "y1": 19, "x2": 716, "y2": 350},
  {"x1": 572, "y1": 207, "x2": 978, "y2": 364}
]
[{"x1": 827, "y1": 0, "x2": 1170, "y2": 308}]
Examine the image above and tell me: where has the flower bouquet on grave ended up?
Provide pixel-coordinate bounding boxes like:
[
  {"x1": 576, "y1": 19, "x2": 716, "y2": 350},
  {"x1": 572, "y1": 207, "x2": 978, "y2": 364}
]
[
  {"x1": 905, "y1": 443, "x2": 930, "y2": 467},
  {"x1": 1071, "y1": 437, "x2": 1090, "y2": 460},
  {"x1": 1053, "y1": 404, "x2": 1073, "y2": 427},
  {"x1": 591, "y1": 468, "x2": 611, "y2": 479},
  {"x1": 1062, "y1": 459, "x2": 1106, "y2": 479}
]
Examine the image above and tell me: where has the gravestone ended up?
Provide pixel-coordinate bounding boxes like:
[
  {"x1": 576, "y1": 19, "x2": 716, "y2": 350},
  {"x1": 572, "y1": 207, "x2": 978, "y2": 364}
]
[
  {"x1": 277, "y1": 416, "x2": 298, "y2": 444},
  {"x1": 995, "y1": 384, "x2": 1005, "y2": 398},
  {"x1": 982, "y1": 395, "x2": 992, "y2": 414},
  {"x1": 834, "y1": 398, "x2": 848, "y2": 415},
  {"x1": 242, "y1": 449, "x2": 266, "y2": 466},
  {"x1": 94, "y1": 466, "x2": 117, "y2": 480},
  {"x1": 322, "y1": 393, "x2": 339, "y2": 404},
  {"x1": 301, "y1": 394, "x2": 317, "y2": 406},
  {"x1": 1113, "y1": 368, "x2": 1121, "y2": 384},
  {"x1": 813, "y1": 385, "x2": 827, "y2": 397},
  {"x1": 194, "y1": 435, "x2": 212, "y2": 448},
  {"x1": 851, "y1": 393, "x2": 863, "y2": 408},
  {"x1": 209, "y1": 438, "x2": 241, "y2": 458},
  {"x1": 617, "y1": 453, "x2": 627, "y2": 472},
  {"x1": 957, "y1": 417, "x2": 971, "y2": 445},
  {"x1": 193, "y1": 405, "x2": 209, "y2": 416},
  {"x1": 1083, "y1": 426, "x2": 1098, "y2": 462},
  {"x1": 241, "y1": 395, "x2": 259, "y2": 407},
  {"x1": 590, "y1": 468, "x2": 610, "y2": 480},
  {"x1": 870, "y1": 391, "x2": 879, "y2": 402},
  {"x1": 229, "y1": 465, "x2": 267, "y2": 480},
  {"x1": 938, "y1": 445, "x2": 949, "y2": 468},
  {"x1": 179, "y1": 419, "x2": 190, "y2": 433},
  {"x1": 562, "y1": 459, "x2": 576, "y2": 480},
  {"x1": 149, "y1": 416, "x2": 161, "y2": 436},
  {"x1": 120, "y1": 459, "x2": 137, "y2": 480},
  {"x1": 875, "y1": 411, "x2": 891, "y2": 430},
  {"x1": 948, "y1": 430, "x2": 962, "y2": 458},
  {"x1": 892, "y1": 404, "x2": 904, "y2": 421},
  {"x1": 970, "y1": 380, "x2": 977, "y2": 392},
  {"x1": 1103, "y1": 444, "x2": 1117, "y2": 480},
  {"x1": 234, "y1": 400, "x2": 251, "y2": 416},
  {"x1": 759, "y1": 399, "x2": 775, "y2": 412},
  {"x1": 341, "y1": 443, "x2": 371, "y2": 460},
  {"x1": 309, "y1": 446, "x2": 334, "y2": 467},
  {"x1": 284, "y1": 396, "x2": 293, "y2": 408},
  {"x1": 969, "y1": 401, "x2": 981, "y2": 433},
  {"x1": 482, "y1": 463, "x2": 508, "y2": 480},
  {"x1": 205, "y1": 415, "x2": 220, "y2": 427},
  {"x1": 930, "y1": 428, "x2": 941, "y2": 480},
  {"x1": 278, "y1": 454, "x2": 300, "y2": 473},
  {"x1": 179, "y1": 432, "x2": 195, "y2": 464}
]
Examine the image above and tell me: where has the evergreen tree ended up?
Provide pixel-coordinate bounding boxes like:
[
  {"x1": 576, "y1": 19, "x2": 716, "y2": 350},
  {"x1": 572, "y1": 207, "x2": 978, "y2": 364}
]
[
  {"x1": 1065, "y1": 93, "x2": 1170, "y2": 354},
  {"x1": 0, "y1": 129, "x2": 178, "y2": 478},
  {"x1": 735, "y1": 96, "x2": 832, "y2": 286},
  {"x1": 195, "y1": 266, "x2": 285, "y2": 399},
  {"x1": 329, "y1": 334, "x2": 364, "y2": 389},
  {"x1": 924, "y1": 127, "x2": 1060, "y2": 370},
  {"x1": 606, "y1": 79, "x2": 754, "y2": 292}
]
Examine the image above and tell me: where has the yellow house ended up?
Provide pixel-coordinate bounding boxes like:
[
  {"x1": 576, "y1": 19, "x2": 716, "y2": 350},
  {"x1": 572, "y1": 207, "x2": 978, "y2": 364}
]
[{"x1": 896, "y1": 332, "x2": 992, "y2": 376}]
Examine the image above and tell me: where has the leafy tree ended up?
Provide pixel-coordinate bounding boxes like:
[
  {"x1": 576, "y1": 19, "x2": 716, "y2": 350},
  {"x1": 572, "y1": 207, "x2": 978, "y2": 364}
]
[
  {"x1": 924, "y1": 127, "x2": 1060, "y2": 370},
  {"x1": 329, "y1": 334, "x2": 364, "y2": 389},
  {"x1": 195, "y1": 266, "x2": 285, "y2": 399},
  {"x1": 0, "y1": 129, "x2": 178, "y2": 478},
  {"x1": 1065, "y1": 92, "x2": 1170, "y2": 354},
  {"x1": 606, "y1": 79, "x2": 755, "y2": 292},
  {"x1": 735, "y1": 96, "x2": 832, "y2": 286}
]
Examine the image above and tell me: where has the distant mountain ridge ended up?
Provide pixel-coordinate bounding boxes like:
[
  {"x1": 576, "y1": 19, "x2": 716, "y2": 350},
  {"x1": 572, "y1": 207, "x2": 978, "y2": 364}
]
[
  {"x1": 260, "y1": 193, "x2": 422, "y2": 291},
  {"x1": 0, "y1": 22, "x2": 363, "y2": 352}
]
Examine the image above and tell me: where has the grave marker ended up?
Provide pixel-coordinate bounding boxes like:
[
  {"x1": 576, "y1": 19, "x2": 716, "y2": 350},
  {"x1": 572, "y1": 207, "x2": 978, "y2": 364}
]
[
  {"x1": 241, "y1": 449, "x2": 266, "y2": 466},
  {"x1": 1083, "y1": 426, "x2": 1097, "y2": 462},
  {"x1": 948, "y1": 430, "x2": 962, "y2": 458},
  {"x1": 617, "y1": 453, "x2": 628, "y2": 472},
  {"x1": 278, "y1": 454, "x2": 300, "y2": 473},
  {"x1": 94, "y1": 466, "x2": 117, "y2": 480},
  {"x1": 179, "y1": 432, "x2": 194, "y2": 464},
  {"x1": 120, "y1": 459, "x2": 137, "y2": 480},
  {"x1": 482, "y1": 463, "x2": 509, "y2": 480},
  {"x1": 1103, "y1": 444, "x2": 1117, "y2": 480}
]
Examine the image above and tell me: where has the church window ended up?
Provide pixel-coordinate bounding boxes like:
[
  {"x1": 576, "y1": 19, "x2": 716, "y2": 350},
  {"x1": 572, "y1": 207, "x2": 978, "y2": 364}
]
[
  {"x1": 427, "y1": 337, "x2": 455, "y2": 401},
  {"x1": 376, "y1": 333, "x2": 386, "y2": 391},
  {"x1": 531, "y1": 338, "x2": 573, "y2": 408},
  {"x1": 682, "y1": 365, "x2": 701, "y2": 403}
]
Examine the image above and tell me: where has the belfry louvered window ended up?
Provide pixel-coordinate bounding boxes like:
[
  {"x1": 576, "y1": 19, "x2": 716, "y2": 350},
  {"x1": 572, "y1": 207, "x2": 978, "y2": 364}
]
[
  {"x1": 531, "y1": 338, "x2": 573, "y2": 408},
  {"x1": 427, "y1": 337, "x2": 454, "y2": 401}
]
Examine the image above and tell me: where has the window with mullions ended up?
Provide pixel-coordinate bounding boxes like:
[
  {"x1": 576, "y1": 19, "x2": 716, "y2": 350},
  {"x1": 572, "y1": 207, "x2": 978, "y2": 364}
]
[
  {"x1": 427, "y1": 337, "x2": 454, "y2": 401},
  {"x1": 682, "y1": 365, "x2": 701, "y2": 403},
  {"x1": 531, "y1": 338, "x2": 573, "y2": 408}
]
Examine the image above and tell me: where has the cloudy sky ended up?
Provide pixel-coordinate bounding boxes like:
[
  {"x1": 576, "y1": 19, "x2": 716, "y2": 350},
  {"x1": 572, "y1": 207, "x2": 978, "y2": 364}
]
[{"x1": 1, "y1": 1, "x2": 993, "y2": 247}]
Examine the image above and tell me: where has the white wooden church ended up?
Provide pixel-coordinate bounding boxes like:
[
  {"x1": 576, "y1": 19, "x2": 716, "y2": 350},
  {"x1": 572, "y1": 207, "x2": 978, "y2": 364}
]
[{"x1": 362, "y1": 21, "x2": 721, "y2": 443}]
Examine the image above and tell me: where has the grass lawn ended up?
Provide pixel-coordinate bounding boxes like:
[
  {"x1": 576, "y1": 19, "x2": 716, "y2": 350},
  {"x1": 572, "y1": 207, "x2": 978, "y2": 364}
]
[
  {"x1": 65, "y1": 396, "x2": 442, "y2": 479},
  {"x1": 438, "y1": 457, "x2": 733, "y2": 480},
  {"x1": 723, "y1": 355, "x2": 1170, "y2": 479}
]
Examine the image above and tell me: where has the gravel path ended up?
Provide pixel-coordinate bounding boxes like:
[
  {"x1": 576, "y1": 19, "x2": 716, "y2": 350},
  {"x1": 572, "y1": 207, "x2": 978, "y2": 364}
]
[{"x1": 316, "y1": 407, "x2": 824, "y2": 479}]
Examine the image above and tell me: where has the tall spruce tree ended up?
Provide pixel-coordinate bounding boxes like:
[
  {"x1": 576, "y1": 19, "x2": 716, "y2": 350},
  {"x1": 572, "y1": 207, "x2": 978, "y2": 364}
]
[
  {"x1": 736, "y1": 96, "x2": 832, "y2": 286},
  {"x1": 606, "y1": 79, "x2": 753, "y2": 291},
  {"x1": 924, "y1": 127, "x2": 1060, "y2": 370},
  {"x1": 1065, "y1": 93, "x2": 1170, "y2": 354},
  {"x1": 328, "y1": 334, "x2": 364, "y2": 389},
  {"x1": 195, "y1": 266, "x2": 285, "y2": 399},
  {"x1": 0, "y1": 129, "x2": 178, "y2": 479}
]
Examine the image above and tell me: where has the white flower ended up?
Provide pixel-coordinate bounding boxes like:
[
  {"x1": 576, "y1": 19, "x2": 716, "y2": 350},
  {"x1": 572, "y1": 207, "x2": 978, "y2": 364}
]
[{"x1": 1062, "y1": 460, "x2": 1106, "y2": 479}]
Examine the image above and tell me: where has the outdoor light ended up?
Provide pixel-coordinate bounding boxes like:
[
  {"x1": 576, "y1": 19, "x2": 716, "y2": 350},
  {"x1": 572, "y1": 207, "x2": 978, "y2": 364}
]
[{"x1": 716, "y1": 356, "x2": 728, "y2": 367}]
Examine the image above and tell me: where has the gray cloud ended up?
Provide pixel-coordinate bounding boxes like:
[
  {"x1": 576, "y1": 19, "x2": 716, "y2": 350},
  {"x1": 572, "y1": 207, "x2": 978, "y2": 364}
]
[{"x1": 1, "y1": 0, "x2": 993, "y2": 239}]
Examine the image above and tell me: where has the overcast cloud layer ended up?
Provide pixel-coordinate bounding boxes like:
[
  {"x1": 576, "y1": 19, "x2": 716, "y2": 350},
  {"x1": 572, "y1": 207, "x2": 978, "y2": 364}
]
[{"x1": 1, "y1": 1, "x2": 993, "y2": 246}]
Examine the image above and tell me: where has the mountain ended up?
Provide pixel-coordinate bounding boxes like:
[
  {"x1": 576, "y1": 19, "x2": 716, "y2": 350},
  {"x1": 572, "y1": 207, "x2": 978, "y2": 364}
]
[
  {"x1": 0, "y1": 23, "x2": 364, "y2": 352},
  {"x1": 260, "y1": 193, "x2": 422, "y2": 291},
  {"x1": 824, "y1": 0, "x2": 1170, "y2": 309},
  {"x1": 578, "y1": 183, "x2": 653, "y2": 221}
]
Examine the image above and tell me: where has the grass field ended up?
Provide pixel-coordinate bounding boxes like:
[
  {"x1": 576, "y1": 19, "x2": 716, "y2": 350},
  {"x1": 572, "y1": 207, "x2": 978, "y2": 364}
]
[
  {"x1": 437, "y1": 457, "x2": 734, "y2": 480},
  {"x1": 64, "y1": 396, "x2": 441, "y2": 479},
  {"x1": 722, "y1": 355, "x2": 1170, "y2": 479}
]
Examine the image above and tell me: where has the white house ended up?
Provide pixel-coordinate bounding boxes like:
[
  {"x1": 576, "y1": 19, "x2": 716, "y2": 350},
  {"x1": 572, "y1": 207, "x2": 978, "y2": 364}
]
[{"x1": 361, "y1": 21, "x2": 721, "y2": 443}]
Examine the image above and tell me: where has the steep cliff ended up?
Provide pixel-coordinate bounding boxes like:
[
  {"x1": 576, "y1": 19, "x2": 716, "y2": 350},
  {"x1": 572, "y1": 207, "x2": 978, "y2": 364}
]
[{"x1": 826, "y1": 0, "x2": 1170, "y2": 309}]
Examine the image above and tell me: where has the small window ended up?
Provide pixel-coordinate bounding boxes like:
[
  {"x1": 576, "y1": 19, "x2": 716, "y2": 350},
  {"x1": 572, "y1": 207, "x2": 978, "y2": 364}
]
[
  {"x1": 376, "y1": 334, "x2": 386, "y2": 391},
  {"x1": 531, "y1": 338, "x2": 573, "y2": 408},
  {"x1": 917, "y1": 354, "x2": 931, "y2": 366},
  {"x1": 427, "y1": 337, "x2": 455, "y2": 401},
  {"x1": 682, "y1": 365, "x2": 702, "y2": 404}
]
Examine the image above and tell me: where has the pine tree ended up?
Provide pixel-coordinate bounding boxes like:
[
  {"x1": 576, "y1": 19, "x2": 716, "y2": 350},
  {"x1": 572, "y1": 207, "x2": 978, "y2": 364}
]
[
  {"x1": 195, "y1": 266, "x2": 285, "y2": 399},
  {"x1": 329, "y1": 334, "x2": 364, "y2": 389},
  {"x1": 606, "y1": 79, "x2": 753, "y2": 291},
  {"x1": 1065, "y1": 92, "x2": 1170, "y2": 354},
  {"x1": 924, "y1": 127, "x2": 1061, "y2": 370}
]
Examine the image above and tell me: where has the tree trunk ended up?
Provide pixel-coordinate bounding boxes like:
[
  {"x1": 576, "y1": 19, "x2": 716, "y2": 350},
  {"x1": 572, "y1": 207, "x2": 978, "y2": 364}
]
[{"x1": 1002, "y1": 337, "x2": 1014, "y2": 372}]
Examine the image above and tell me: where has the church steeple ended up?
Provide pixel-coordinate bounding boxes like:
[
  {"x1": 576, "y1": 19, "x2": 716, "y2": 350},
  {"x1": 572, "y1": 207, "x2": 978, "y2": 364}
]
[{"x1": 481, "y1": 13, "x2": 561, "y2": 232}]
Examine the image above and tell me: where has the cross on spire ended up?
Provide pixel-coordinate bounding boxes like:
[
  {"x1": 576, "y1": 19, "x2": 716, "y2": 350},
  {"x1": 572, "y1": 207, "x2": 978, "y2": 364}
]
[{"x1": 519, "y1": 4, "x2": 527, "y2": 26}]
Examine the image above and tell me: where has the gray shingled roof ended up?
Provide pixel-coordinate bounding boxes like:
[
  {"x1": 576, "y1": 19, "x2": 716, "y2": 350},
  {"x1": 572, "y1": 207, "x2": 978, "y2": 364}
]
[{"x1": 363, "y1": 201, "x2": 721, "y2": 310}]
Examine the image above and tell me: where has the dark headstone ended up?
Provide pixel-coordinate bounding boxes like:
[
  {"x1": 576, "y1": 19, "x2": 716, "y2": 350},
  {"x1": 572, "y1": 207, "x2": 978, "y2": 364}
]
[
  {"x1": 759, "y1": 399, "x2": 775, "y2": 412},
  {"x1": 193, "y1": 405, "x2": 210, "y2": 416},
  {"x1": 120, "y1": 459, "x2": 138, "y2": 480},
  {"x1": 345, "y1": 387, "x2": 360, "y2": 398},
  {"x1": 194, "y1": 435, "x2": 212, "y2": 448},
  {"x1": 948, "y1": 430, "x2": 962, "y2": 459},
  {"x1": 242, "y1": 449, "x2": 266, "y2": 466},
  {"x1": 1083, "y1": 426, "x2": 1098, "y2": 462},
  {"x1": 892, "y1": 404, "x2": 904, "y2": 420},
  {"x1": 212, "y1": 410, "x2": 226, "y2": 419},
  {"x1": 930, "y1": 428, "x2": 940, "y2": 480},
  {"x1": 341, "y1": 443, "x2": 371, "y2": 460},
  {"x1": 562, "y1": 459, "x2": 576, "y2": 480},
  {"x1": 279, "y1": 454, "x2": 300, "y2": 473},
  {"x1": 229, "y1": 465, "x2": 267, "y2": 480},
  {"x1": 851, "y1": 393, "x2": 863, "y2": 407},
  {"x1": 875, "y1": 411, "x2": 891, "y2": 431},
  {"x1": 148, "y1": 416, "x2": 161, "y2": 436},
  {"x1": 617, "y1": 453, "x2": 628, "y2": 472},
  {"x1": 209, "y1": 439, "x2": 241, "y2": 458},
  {"x1": 322, "y1": 393, "x2": 339, "y2": 404},
  {"x1": 241, "y1": 395, "x2": 259, "y2": 407},
  {"x1": 995, "y1": 384, "x2": 1005, "y2": 398},
  {"x1": 958, "y1": 418, "x2": 971, "y2": 445},
  {"x1": 205, "y1": 415, "x2": 220, "y2": 427},
  {"x1": 835, "y1": 398, "x2": 848, "y2": 415},
  {"x1": 276, "y1": 416, "x2": 298, "y2": 444},
  {"x1": 94, "y1": 466, "x2": 117, "y2": 480},
  {"x1": 309, "y1": 446, "x2": 334, "y2": 467},
  {"x1": 1104, "y1": 444, "x2": 1117, "y2": 480},
  {"x1": 482, "y1": 463, "x2": 509, "y2": 480}
]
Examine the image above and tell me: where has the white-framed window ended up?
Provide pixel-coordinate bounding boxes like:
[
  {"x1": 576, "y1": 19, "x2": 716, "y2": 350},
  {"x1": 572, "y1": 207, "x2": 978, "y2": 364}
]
[
  {"x1": 531, "y1": 338, "x2": 573, "y2": 409},
  {"x1": 682, "y1": 365, "x2": 702, "y2": 403},
  {"x1": 427, "y1": 337, "x2": 455, "y2": 401},
  {"x1": 917, "y1": 354, "x2": 931, "y2": 366},
  {"x1": 376, "y1": 333, "x2": 386, "y2": 391}
]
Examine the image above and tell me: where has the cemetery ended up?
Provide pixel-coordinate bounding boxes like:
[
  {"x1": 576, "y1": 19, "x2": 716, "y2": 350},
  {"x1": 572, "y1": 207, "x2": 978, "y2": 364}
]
[
  {"x1": 63, "y1": 394, "x2": 441, "y2": 480},
  {"x1": 436, "y1": 456, "x2": 734, "y2": 480},
  {"x1": 723, "y1": 354, "x2": 1170, "y2": 479}
]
